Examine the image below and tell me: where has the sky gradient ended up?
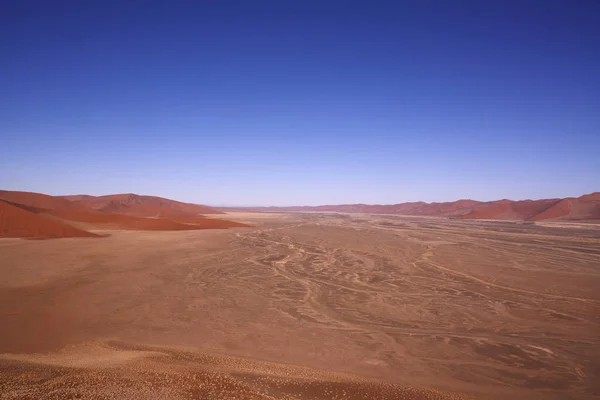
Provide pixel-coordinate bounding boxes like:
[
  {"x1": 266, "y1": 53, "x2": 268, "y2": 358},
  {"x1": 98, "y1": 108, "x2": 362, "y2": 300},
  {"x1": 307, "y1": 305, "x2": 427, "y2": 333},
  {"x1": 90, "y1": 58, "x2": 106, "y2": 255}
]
[{"x1": 1, "y1": 0, "x2": 599, "y2": 206}]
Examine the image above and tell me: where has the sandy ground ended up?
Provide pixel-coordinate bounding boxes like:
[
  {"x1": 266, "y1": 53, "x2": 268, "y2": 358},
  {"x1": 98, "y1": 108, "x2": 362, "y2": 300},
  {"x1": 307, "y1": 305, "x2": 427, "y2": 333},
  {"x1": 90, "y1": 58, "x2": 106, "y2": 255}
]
[{"x1": 1, "y1": 212, "x2": 599, "y2": 399}]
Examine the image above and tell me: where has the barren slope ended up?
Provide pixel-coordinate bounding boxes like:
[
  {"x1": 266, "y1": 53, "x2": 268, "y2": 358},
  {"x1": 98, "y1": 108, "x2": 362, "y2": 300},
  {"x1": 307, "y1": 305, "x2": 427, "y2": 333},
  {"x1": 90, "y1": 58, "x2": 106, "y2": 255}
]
[
  {"x1": 66, "y1": 193, "x2": 222, "y2": 216},
  {"x1": 460, "y1": 199, "x2": 560, "y2": 220},
  {"x1": 0, "y1": 190, "x2": 247, "y2": 233},
  {"x1": 169, "y1": 215, "x2": 250, "y2": 228},
  {"x1": 229, "y1": 200, "x2": 483, "y2": 215},
  {"x1": 530, "y1": 193, "x2": 600, "y2": 221},
  {"x1": 1, "y1": 213, "x2": 598, "y2": 399},
  {"x1": 0, "y1": 190, "x2": 88, "y2": 212},
  {"x1": 50, "y1": 209, "x2": 249, "y2": 231},
  {"x1": 230, "y1": 193, "x2": 599, "y2": 221},
  {"x1": 0, "y1": 200, "x2": 100, "y2": 239}
]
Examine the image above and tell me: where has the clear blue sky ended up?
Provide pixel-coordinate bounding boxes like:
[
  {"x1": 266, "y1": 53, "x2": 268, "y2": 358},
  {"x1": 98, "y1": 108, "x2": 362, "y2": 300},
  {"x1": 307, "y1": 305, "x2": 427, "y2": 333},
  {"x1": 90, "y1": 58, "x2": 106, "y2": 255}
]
[{"x1": 1, "y1": 1, "x2": 599, "y2": 206}]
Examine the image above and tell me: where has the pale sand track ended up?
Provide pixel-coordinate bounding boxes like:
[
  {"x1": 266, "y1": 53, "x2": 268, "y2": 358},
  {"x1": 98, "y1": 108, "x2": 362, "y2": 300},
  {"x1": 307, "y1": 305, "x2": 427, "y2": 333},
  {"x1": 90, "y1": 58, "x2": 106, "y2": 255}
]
[{"x1": 1, "y1": 213, "x2": 599, "y2": 399}]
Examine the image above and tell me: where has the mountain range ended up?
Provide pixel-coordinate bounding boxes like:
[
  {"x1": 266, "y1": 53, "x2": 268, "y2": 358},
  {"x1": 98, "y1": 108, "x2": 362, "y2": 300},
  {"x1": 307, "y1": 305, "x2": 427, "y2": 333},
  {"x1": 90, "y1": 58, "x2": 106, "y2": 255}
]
[
  {"x1": 223, "y1": 192, "x2": 600, "y2": 221},
  {"x1": 2, "y1": 190, "x2": 599, "y2": 240}
]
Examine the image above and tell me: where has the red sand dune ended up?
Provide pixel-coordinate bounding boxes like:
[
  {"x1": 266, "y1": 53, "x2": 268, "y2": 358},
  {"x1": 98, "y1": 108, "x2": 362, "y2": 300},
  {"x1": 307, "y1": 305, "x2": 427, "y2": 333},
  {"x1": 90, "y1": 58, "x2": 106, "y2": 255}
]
[
  {"x1": 529, "y1": 198, "x2": 574, "y2": 221},
  {"x1": 63, "y1": 193, "x2": 222, "y2": 216},
  {"x1": 229, "y1": 192, "x2": 599, "y2": 222},
  {"x1": 530, "y1": 193, "x2": 600, "y2": 221},
  {"x1": 391, "y1": 199, "x2": 482, "y2": 216},
  {"x1": 4, "y1": 189, "x2": 598, "y2": 229},
  {"x1": 0, "y1": 191, "x2": 249, "y2": 238},
  {"x1": 60, "y1": 194, "x2": 94, "y2": 202},
  {"x1": 460, "y1": 198, "x2": 560, "y2": 220},
  {"x1": 0, "y1": 200, "x2": 100, "y2": 239},
  {"x1": 97, "y1": 201, "x2": 197, "y2": 218},
  {"x1": 50, "y1": 209, "x2": 249, "y2": 231},
  {"x1": 0, "y1": 190, "x2": 88, "y2": 212},
  {"x1": 579, "y1": 192, "x2": 600, "y2": 202}
]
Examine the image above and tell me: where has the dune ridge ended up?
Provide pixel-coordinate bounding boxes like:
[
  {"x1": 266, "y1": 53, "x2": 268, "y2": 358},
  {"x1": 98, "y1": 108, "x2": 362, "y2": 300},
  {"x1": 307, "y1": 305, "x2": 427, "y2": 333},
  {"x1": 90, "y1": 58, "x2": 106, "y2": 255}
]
[
  {"x1": 0, "y1": 200, "x2": 101, "y2": 239},
  {"x1": 50, "y1": 209, "x2": 249, "y2": 231},
  {"x1": 62, "y1": 193, "x2": 223, "y2": 216},
  {"x1": 0, "y1": 191, "x2": 249, "y2": 239},
  {"x1": 0, "y1": 190, "x2": 89, "y2": 212},
  {"x1": 226, "y1": 192, "x2": 600, "y2": 221}
]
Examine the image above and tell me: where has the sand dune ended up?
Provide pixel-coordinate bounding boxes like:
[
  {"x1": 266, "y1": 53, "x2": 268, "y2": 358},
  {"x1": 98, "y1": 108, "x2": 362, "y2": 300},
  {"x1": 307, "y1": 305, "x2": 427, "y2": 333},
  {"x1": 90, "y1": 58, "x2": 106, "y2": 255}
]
[
  {"x1": 169, "y1": 215, "x2": 250, "y2": 229},
  {"x1": 0, "y1": 191, "x2": 249, "y2": 238},
  {"x1": 0, "y1": 190, "x2": 88, "y2": 212},
  {"x1": 530, "y1": 193, "x2": 600, "y2": 221},
  {"x1": 229, "y1": 192, "x2": 599, "y2": 221},
  {"x1": 64, "y1": 193, "x2": 223, "y2": 216},
  {"x1": 460, "y1": 198, "x2": 559, "y2": 220},
  {"x1": 97, "y1": 200, "x2": 195, "y2": 218},
  {"x1": 50, "y1": 209, "x2": 249, "y2": 231},
  {"x1": 59, "y1": 194, "x2": 94, "y2": 202},
  {"x1": 0, "y1": 200, "x2": 100, "y2": 239}
]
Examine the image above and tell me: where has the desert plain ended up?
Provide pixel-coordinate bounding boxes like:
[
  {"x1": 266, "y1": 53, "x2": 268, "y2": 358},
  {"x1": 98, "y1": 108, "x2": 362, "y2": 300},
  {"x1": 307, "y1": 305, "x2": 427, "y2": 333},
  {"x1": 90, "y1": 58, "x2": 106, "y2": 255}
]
[{"x1": 1, "y1": 211, "x2": 599, "y2": 399}]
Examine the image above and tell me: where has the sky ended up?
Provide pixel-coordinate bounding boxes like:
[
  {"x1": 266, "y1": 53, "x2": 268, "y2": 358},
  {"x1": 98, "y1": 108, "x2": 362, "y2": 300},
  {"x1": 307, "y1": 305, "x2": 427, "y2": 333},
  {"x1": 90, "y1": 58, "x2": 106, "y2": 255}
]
[{"x1": 1, "y1": 0, "x2": 599, "y2": 206}]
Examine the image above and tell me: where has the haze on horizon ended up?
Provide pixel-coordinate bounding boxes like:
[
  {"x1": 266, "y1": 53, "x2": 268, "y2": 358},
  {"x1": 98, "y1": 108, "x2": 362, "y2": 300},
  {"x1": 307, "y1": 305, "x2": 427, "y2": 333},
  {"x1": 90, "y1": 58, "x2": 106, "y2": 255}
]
[{"x1": 1, "y1": 1, "x2": 599, "y2": 207}]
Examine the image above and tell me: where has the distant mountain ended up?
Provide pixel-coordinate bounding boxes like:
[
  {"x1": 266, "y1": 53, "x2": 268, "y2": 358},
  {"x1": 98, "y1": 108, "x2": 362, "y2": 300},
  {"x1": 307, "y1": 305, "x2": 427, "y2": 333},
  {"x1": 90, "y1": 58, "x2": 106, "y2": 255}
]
[
  {"x1": 226, "y1": 199, "x2": 483, "y2": 217},
  {"x1": 223, "y1": 192, "x2": 600, "y2": 222},
  {"x1": 460, "y1": 198, "x2": 560, "y2": 220},
  {"x1": 529, "y1": 193, "x2": 600, "y2": 221},
  {"x1": 60, "y1": 193, "x2": 223, "y2": 217}
]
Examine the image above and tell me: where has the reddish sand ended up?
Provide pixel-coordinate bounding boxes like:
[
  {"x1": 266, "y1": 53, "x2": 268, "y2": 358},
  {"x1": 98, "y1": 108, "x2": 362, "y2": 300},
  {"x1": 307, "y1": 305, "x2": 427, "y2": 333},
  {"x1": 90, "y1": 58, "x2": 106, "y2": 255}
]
[
  {"x1": 461, "y1": 199, "x2": 560, "y2": 220},
  {"x1": 5, "y1": 189, "x2": 598, "y2": 229},
  {"x1": 232, "y1": 192, "x2": 599, "y2": 222},
  {"x1": 50, "y1": 209, "x2": 249, "y2": 231},
  {"x1": 60, "y1": 194, "x2": 94, "y2": 202},
  {"x1": 394, "y1": 200, "x2": 482, "y2": 217},
  {"x1": 579, "y1": 192, "x2": 600, "y2": 202},
  {"x1": 65, "y1": 193, "x2": 223, "y2": 216},
  {"x1": 169, "y1": 216, "x2": 250, "y2": 229},
  {"x1": 97, "y1": 201, "x2": 198, "y2": 218},
  {"x1": 529, "y1": 199, "x2": 573, "y2": 221},
  {"x1": 0, "y1": 200, "x2": 100, "y2": 239},
  {"x1": 243, "y1": 200, "x2": 485, "y2": 216},
  {"x1": 2, "y1": 213, "x2": 598, "y2": 399},
  {"x1": 0, "y1": 191, "x2": 249, "y2": 238},
  {"x1": 530, "y1": 193, "x2": 600, "y2": 221},
  {"x1": 460, "y1": 202, "x2": 516, "y2": 220},
  {"x1": 0, "y1": 190, "x2": 88, "y2": 212}
]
